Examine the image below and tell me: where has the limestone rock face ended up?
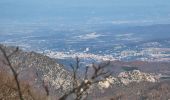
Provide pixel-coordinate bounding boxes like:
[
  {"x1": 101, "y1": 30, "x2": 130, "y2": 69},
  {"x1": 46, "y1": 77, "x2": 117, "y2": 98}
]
[
  {"x1": 98, "y1": 70, "x2": 159, "y2": 89},
  {"x1": 118, "y1": 70, "x2": 159, "y2": 85},
  {"x1": 98, "y1": 76, "x2": 118, "y2": 89},
  {"x1": 0, "y1": 44, "x2": 72, "y2": 99}
]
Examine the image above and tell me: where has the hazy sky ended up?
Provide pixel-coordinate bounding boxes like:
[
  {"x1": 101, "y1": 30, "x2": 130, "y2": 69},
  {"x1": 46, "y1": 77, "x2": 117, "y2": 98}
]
[{"x1": 0, "y1": 0, "x2": 170, "y2": 24}]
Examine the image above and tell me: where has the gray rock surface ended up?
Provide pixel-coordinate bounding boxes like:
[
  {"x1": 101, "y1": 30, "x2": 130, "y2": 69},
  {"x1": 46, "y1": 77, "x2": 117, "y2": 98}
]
[
  {"x1": 98, "y1": 70, "x2": 159, "y2": 89},
  {"x1": 0, "y1": 44, "x2": 72, "y2": 99}
]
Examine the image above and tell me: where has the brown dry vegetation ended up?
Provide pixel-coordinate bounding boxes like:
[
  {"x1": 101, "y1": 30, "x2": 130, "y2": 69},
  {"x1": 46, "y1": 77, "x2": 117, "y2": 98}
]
[
  {"x1": 0, "y1": 48, "x2": 50, "y2": 100},
  {"x1": 0, "y1": 45, "x2": 112, "y2": 100},
  {"x1": 109, "y1": 60, "x2": 170, "y2": 75},
  {"x1": 0, "y1": 44, "x2": 170, "y2": 100},
  {"x1": 90, "y1": 81, "x2": 170, "y2": 100},
  {"x1": 0, "y1": 64, "x2": 50, "y2": 100}
]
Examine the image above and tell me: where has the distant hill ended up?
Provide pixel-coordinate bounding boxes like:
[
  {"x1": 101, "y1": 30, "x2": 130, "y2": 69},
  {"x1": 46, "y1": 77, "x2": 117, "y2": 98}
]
[
  {"x1": 108, "y1": 60, "x2": 170, "y2": 76},
  {"x1": 1, "y1": 44, "x2": 170, "y2": 100}
]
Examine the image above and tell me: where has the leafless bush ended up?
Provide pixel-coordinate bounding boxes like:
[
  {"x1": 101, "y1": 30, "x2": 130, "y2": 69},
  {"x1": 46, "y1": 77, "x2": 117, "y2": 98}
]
[
  {"x1": 59, "y1": 57, "x2": 112, "y2": 100},
  {"x1": 0, "y1": 46, "x2": 112, "y2": 100}
]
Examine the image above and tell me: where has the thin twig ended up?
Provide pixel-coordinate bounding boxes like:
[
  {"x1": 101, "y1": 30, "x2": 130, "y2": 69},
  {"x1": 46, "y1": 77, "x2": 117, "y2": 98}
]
[{"x1": 59, "y1": 57, "x2": 111, "y2": 100}]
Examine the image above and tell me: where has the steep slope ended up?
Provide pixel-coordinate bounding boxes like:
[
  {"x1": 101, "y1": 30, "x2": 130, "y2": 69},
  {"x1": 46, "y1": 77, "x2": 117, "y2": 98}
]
[{"x1": 0, "y1": 44, "x2": 72, "y2": 99}]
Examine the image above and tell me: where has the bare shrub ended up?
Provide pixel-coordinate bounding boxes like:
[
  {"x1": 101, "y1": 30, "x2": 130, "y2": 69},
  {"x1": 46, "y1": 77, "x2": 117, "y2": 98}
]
[
  {"x1": 0, "y1": 46, "x2": 112, "y2": 100},
  {"x1": 59, "y1": 57, "x2": 112, "y2": 100}
]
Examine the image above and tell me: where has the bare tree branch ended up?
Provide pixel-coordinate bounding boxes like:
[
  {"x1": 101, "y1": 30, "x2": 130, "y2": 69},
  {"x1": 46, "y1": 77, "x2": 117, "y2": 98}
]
[
  {"x1": 0, "y1": 46, "x2": 24, "y2": 100},
  {"x1": 59, "y1": 57, "x2": 112, "y2": 100},
  {"x1": 84, "y1": 66, "x2": 89, "y2": 80}
]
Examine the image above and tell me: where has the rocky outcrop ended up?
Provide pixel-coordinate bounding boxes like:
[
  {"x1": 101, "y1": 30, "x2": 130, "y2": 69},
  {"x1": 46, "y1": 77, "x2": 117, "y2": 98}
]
[
  {"x1": 0, "y1": 44, "x2": 72, "y2": 99},
  {"x1": 118, "y1": 70, "x2": 159, "y2": 85},
  {"x1": 98, "y1": 70, "x2": 159, "y2": 89},
  {"x1": 0, "y1": 44, "x2": 163, "y2": 100}
]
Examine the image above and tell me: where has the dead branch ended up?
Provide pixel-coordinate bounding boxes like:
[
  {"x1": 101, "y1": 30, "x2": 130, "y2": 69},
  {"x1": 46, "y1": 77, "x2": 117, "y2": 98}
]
[
  {"x1": 0, "y1": 46, "x2": 24, "y2": 100},
  {"x1": 59, "y1": 57, "x2": 111, "y2": 100}
]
